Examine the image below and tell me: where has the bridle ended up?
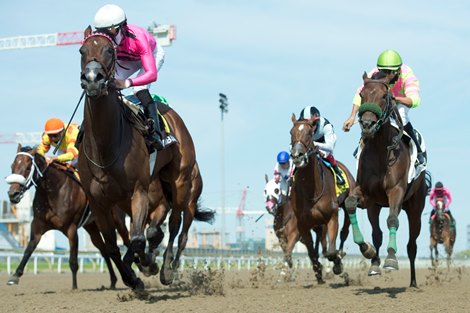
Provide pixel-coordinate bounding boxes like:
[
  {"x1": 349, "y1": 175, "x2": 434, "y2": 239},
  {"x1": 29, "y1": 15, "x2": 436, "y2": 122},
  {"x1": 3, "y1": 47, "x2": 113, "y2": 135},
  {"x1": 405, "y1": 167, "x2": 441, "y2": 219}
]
[{"x1": 5, "y1": 152, "x2": 46, "y2": 198}]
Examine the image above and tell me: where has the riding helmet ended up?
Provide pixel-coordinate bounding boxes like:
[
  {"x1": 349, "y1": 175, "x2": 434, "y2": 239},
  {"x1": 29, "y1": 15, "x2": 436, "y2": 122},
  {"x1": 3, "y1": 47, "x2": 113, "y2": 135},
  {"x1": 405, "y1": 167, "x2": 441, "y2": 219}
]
[
  {"x1": 94, "y1": 4, "x2": 127, "y2": 29},
  {"x1": 44, "y1": 118, "x2": 65, "y2": 134},
  {"x1": 435, "y1": 181, "x2": 444, "y2": 188},
  {"x1": 299, "y1": 106, "x2": 320, "y2": 121},
  {"x1": 377, "y1": 50, "x2": 402, "y2": 71},
  {"x1": 277, "y1": 151, "x2": 290, "y2": 164}
]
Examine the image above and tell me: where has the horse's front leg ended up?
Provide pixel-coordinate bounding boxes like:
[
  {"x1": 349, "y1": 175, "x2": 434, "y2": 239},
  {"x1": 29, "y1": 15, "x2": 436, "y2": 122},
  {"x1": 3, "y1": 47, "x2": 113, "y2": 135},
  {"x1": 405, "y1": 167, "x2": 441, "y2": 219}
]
[
  {"x1": 383, "y1": 187, "x2": 405, "y2": 271},
  {"x1": 324, "y1": 209, "x2": 343, "y2": 275},
  {"x1": 366, "y1": 205, "x2": 383, "y2": 275},
  {"x1": 66, "y1": 226, "x2": 79, "y2": 289},
  {"x1": 130, "y1": 186, "x2": 150, "y2": 267},
  {"x1": 298, "y1": 224, "x2": 324, "y2": 284},
  {"x1": 345, "y1": 187, "x2": 375, "y2": 258}
]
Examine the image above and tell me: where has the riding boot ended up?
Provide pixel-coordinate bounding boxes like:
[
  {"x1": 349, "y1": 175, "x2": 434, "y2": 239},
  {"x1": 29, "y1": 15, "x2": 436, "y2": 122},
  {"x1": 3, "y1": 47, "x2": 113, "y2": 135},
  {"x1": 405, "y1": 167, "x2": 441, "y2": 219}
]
[
  {"x1": 325, "y1": 154, "x2": 345, "y2": 185},
  {"x1": 136, "y1": 89, "x2": 164, "y2": 151},
  {"x1": 404, "y1": 122, "x2": 425, "y2": 165},
  {"x1": 75, "y1": 124, "x2": 84, "y2": 150}
]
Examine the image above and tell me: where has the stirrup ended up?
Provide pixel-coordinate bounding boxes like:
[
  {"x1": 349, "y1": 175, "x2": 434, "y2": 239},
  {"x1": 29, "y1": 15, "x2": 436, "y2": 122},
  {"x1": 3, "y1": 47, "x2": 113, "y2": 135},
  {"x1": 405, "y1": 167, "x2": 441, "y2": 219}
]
[{"x1": 336, "y1": 175, "x2": 345, "y2": 185}]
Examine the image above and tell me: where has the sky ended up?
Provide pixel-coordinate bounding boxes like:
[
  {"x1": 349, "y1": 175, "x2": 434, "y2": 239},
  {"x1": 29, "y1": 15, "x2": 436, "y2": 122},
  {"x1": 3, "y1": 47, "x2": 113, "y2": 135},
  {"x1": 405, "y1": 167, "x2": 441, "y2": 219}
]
[{"x1": 1, "y1": 1, "x2": 469, "y2": 257}]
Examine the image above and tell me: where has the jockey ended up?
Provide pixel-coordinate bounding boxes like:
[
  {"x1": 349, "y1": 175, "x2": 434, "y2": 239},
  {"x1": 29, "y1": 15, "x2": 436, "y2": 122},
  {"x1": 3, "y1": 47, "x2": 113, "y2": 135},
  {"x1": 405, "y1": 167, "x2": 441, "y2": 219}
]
[
  {"x1": 429, "y1": 181, "x2": 454, "y2": 223},
  {"x1": 273, "y1": 151, "x2": 294, "y2": 197},
  {"x1": 342, "y1": 49, "x2": 425, "y2": 165},
  {"x1": 93, "y1": 4, "x2": 165, "y2": 150},
  {"x1": 37, "y1": 118, "x2": 79, "y2": 166},
  {"x1": 299, "y1": 106, "x2": 345, "y2": 185}
]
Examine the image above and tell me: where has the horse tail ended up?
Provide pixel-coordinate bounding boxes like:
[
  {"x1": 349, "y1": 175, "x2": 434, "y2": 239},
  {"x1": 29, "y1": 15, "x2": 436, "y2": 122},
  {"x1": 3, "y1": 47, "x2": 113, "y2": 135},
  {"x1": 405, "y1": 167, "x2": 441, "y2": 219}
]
[{"x1": 194, "y1": 199, "x2": 216, "y2": 224}]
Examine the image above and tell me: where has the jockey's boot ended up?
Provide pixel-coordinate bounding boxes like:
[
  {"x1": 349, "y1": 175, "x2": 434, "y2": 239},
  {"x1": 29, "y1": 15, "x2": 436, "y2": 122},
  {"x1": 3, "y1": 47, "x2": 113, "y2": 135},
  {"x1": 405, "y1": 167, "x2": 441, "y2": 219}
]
[
  {"x1": 136, "y1": 89, "x2": 164, "y2": 151},
  {"x1": 404, "y1": 122, "x2": 425, "y2": 165},
  {"x1": 75, "y1": 124, "x2": 84, "y2": 150},
  {"x1": 332, "y1": 164, "x2": 346, "y2": 185}
]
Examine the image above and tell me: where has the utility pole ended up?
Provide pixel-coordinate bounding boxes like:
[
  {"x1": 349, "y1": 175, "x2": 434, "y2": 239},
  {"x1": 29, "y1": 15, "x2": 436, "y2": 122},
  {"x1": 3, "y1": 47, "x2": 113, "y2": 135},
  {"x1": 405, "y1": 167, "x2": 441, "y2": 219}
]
[{"x1": 219, "y1": 93, "x2": 228, "y2": 250}]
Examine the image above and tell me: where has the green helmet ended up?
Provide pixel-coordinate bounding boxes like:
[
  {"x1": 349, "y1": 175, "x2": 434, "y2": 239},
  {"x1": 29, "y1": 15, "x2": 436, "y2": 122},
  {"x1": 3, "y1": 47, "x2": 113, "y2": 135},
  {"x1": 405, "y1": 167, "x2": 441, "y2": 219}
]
[{"x1": 377, "y1": 49, "x2": 402, "y2": 70}]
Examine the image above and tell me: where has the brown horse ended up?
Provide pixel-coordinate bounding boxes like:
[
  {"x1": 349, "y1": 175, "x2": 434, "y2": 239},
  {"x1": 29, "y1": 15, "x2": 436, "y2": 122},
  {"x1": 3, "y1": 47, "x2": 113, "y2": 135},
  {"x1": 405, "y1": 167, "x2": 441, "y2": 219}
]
[
  {"x1": 289, "y1": 115, "x2": 355, "y2": 283},
  {"x1": 79, "y1": 27, "x2": 154, "y2": 289},
  {"x1": 344, "y1": 72, "x2": 428, "y2": 287},
  {"x1": 430, "y1": 200, "x2": 456, "y2": 269},
  {"x1": 5, "y1": 144, "x2": 127, "y2": 289}
]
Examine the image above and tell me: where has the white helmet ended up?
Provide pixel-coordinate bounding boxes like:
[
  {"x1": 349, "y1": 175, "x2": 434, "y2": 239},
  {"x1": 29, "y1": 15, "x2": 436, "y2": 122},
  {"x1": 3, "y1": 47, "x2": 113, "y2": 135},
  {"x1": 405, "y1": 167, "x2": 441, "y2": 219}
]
[{"x1": 94, "y1": 4, "x2": 126, "y2": 29}]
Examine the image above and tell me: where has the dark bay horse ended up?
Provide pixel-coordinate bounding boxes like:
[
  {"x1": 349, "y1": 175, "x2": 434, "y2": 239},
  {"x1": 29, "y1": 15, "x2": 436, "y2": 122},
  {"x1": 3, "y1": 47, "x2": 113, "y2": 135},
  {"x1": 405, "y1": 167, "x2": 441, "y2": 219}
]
[
  {"x1": 5, "y1": 144, "x2": 125, "y2": 289},
  {"x1": 430, "y1": 199, "x2": 456, "y2": 269},
  {"x1": 344, "y1": 72, "x2": 428, "y2": 287},
  {"x1": 79, "y1": 27, "x2": 154, "y2": 289},
  {"x1": 290, "y1": 115, "x2": 355, "y2": 283}
]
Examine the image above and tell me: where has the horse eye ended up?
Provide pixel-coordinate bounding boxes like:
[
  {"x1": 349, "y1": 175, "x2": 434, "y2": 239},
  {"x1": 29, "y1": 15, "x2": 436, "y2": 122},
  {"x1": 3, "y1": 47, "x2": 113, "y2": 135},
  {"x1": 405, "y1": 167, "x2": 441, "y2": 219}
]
[
  {"x1": 106, "y1": 47, "x2": 114, "y2": 55},
  {"x1": 274, "y1": 188, "x2": 279, "y2": 194}
]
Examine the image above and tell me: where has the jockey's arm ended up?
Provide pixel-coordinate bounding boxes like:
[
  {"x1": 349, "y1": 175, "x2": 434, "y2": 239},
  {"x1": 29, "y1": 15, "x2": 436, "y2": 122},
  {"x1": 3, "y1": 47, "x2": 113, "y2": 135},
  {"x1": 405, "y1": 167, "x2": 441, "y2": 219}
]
[
  {"x1": 394, "y1": 96, "x2": 413, "y2": 108},
  {"x1": 37, "y1": 133, "x2": 51, "y2": 156},
  {"x1": 445, "y1": 189, "x2": 453, "y2": 208},
  {"x1": 429, "y1": 190, "x2": 436, "y2": 208},
  {"x1": 314, "y1": 124, "x2": 336, "y2": 154},
  {"x1": 130, "y1": 42, "x2": 158, "y2": 86}
]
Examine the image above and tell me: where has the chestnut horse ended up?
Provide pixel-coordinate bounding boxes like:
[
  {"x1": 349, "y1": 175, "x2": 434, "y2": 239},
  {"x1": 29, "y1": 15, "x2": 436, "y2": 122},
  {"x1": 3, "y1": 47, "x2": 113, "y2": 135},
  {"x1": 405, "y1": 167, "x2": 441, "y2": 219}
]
[
  {"x1": 430, "y1": 199, "x2": 456, "y2": 269},
  {"x1": 5, "y1": 144, "x2": 127, "y2": 289},
  {"x1": 290, "y1": 115, "x2": 355, "y2": 284},
  {"x1": 344, "y1": 72, "x2": 428, "y2": 287}
]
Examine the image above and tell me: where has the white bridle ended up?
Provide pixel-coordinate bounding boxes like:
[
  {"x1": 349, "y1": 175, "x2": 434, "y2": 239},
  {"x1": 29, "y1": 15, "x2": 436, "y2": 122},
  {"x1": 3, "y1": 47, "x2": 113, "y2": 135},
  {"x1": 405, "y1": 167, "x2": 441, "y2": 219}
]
[{"x1": 5, "y1": 152, "x2": 43, "y2": 189}]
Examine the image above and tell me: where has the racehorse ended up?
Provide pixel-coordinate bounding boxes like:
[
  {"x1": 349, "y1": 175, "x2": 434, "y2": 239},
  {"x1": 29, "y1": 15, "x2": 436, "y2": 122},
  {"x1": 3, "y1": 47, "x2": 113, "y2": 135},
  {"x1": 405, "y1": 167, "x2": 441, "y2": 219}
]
[
  {"x1": 344, "y1": 72, "x2": 428, "y2": 287},
  {"x1": 79, "y1": 26, "x2": 210, "y2": 287},
  {"x1": 264, "y1": 174, "x2": 352, "y2": 271},
  {"x1": 5, "y1": 144, "x2": 126, "y2": 289},
  {"x1": 430, "y1": 199, "x2": 456, "y2": 269},
  {"x1": 289, "y1": 115, "x2": 355, "y2": 283},
  {"x1": 79, "y1": 27, "x2": 155, "y2": 289}
]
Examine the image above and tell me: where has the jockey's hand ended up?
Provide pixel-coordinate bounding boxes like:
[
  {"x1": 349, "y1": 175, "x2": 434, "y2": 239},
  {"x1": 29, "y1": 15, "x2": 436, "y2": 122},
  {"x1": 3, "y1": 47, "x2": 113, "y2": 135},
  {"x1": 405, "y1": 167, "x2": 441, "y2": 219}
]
[
  {"x1": 113, "y1": 79, "x2": 130, "y2": 90},
  {"x1": 45, "y1": 156, "x2": 54, "y2": 164},
  {"x1": 342, "y1": 117, "x2": 354, "y2": 132}
]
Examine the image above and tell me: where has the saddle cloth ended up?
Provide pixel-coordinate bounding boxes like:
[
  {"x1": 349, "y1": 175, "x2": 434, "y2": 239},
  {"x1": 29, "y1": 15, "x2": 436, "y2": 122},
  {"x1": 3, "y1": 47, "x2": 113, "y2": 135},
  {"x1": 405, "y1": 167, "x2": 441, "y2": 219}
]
[{"x1": 320, "y1": 158, "x2": 349, "y2": 197}]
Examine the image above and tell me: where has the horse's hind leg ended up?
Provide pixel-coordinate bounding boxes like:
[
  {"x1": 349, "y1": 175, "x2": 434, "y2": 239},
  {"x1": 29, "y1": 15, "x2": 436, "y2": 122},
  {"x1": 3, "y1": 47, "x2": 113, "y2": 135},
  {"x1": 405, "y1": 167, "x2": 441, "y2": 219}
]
[
  {"x1": 7, "y1": 220, "x2": 44, "y2": 286},
  {"x1": 173, "y1": 207, "x2": 194, "y2": 271},
  {"x1": 338, "y1": 208, "x2": 350, "y2": 257},
  {"x1": 84, "y1": 222, "x2": 118, "y2": 289},
  {"x1": 161, "y1": 208, "x2": 183, "y2": 285}
]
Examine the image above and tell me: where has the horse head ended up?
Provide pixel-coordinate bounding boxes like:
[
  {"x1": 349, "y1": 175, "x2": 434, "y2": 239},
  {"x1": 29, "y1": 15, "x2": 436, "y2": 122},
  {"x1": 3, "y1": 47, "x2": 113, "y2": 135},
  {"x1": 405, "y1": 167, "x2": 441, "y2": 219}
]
[
  {"x1": 290, "y1": 113, "x2": 319, "y2": 167},
  {"x1": 5, "y1": 144, "x2": 46, "y2": 204},
  {"x1": 80, "y1": 26, "x2": 116, "y2": 98},
  {"x1": 358, "y1": 72, "x2": 396, "y2": 139},
  {"x1": 264, "y1": 176, "x2": 283, "y2": 215},
  {"x1": 435, "y1": 199, "x2": 445, "y2": 222}
]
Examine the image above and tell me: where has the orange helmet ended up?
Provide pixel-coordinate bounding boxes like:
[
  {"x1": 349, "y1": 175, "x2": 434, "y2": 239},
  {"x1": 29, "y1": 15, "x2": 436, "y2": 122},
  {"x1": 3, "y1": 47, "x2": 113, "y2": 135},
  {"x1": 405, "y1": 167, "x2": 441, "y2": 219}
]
[{"x1": 44, "y1": 118, "x2": 65, "y2": 134}]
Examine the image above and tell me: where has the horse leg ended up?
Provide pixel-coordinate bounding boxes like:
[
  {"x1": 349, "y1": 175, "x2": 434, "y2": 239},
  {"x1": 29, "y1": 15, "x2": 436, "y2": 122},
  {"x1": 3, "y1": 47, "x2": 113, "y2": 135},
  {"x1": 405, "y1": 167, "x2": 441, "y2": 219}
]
[
  {"x1": 324, "y1": 211, "x2": 343, "y2": 275},
  {"x1": 284, "y1": 225, "x2": 300, "y2": 269},
  {"x1": 7, "y1": 220, "x2": 45, "y2": 286},
  {"x1": 112, "y1": 206, "x2": 130, "y2": 248},
  {"x1": 129, "y1": 189, "x2": 151, "y2": 268},
  {"x1": 160, "y1": 208, "x2": 182, "y2": 285},
  {"x1": 366, "y1": 205, "x2": 383, "y2": 276},
  {"x1": 83, "y1": 222, "x2": 118, "y2": 289},
  {"x1": 173, "y1": 207, "x2": 195, "y2": 271},
  {"x1": 338, "y1": 208, "x2": 350, "y2": 257},
  {"x1": 345, "y1": 191, "x2": 375, "y2": 258},
  {"x1": 92, "y1": 204, "x2": 143, "y2": 290},
  {"x1": 404, "y1": 196, "x2": 425, "y2": 288},
  {"x1": 299, "y1": 225, "x2": 324, "y2": 284},
  {"x1": 66, "y1": 226, "x2": 79, "y2": 289},
  {"x1": 383, "y1": 188, "x2": 405, "y2": 271}
]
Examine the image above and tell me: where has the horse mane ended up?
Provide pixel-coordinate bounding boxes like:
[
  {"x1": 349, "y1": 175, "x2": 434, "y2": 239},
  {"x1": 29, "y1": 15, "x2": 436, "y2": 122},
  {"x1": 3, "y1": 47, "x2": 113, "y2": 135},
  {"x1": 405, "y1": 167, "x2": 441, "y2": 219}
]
[
  {"x1": 20, "y1": 145, "x2": 35, "y2": 152},
  {"x1": 371, "y1": 71, "x2": 387, "y2": 80}
]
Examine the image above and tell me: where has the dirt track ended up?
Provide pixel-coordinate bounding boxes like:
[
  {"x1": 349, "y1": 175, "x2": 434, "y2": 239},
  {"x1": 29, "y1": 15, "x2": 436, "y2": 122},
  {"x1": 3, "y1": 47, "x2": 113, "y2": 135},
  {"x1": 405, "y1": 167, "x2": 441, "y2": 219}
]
[{"x1": 1, "y1": 263, "x2": 469, "y2": 313}]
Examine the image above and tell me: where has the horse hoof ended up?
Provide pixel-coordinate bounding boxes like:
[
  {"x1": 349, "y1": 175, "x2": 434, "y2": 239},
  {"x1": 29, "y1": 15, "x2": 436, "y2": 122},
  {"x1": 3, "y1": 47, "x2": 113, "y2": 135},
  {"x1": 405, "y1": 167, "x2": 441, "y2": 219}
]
[
  {"x1": 138, "y1": 261, "x2": 159, "y2": 277},
  {"x1": 383, "y1": 258, "x2": 399, "y2": 270},
  {"x1": 360, "y1": 242, "x2": 376, "y2": 259},
  {"x1": 160, "y1": 268, "x2": 174, "y2": 286},
  {"x1": 368, "y1": 265, "x2": 381, "y2": 276},
  {"x1": 333, "y1": 262, "x2": 343, "y2": 275},
  {"x1": 7, "y1": 276, "x2": 19, "y2": 285}
]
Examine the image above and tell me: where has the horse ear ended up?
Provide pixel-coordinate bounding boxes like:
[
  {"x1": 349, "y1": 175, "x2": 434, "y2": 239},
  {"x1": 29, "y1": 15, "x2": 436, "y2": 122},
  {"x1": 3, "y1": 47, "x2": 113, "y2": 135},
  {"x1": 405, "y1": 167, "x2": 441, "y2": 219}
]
[
  {"x1": 362, "y1": 71, "x2": 368, "y2": 80},
  {"x1": 84, "y1": 26, "x2": 92, "y2": 38},
  {"x1": 291, "y1": 113, "x2": 296, "y2": 123},
  {"x1": 16, "y1": 143, "x2": 22, "y2": 153},
  {"x1": 265, "y1": 174, "x2": 268, "y2": 183}
]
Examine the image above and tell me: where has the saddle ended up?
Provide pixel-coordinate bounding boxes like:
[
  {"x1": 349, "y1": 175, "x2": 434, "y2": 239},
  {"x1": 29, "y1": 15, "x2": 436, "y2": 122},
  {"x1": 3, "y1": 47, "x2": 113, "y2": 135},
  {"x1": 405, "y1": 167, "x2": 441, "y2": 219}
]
[
  {"x1": 121, "y1": 94, "x2": 178, "y2": 151},
  {"x1": 319, "y1": 157, "x2": 349, "y2": 196}
]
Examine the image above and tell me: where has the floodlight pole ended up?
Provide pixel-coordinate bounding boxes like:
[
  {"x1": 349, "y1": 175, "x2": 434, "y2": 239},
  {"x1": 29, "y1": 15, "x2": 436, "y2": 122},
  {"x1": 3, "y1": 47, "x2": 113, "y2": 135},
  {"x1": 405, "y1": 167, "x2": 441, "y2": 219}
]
[{"x1": 219, "y1": 93, "x2": 228, "y2": 250}]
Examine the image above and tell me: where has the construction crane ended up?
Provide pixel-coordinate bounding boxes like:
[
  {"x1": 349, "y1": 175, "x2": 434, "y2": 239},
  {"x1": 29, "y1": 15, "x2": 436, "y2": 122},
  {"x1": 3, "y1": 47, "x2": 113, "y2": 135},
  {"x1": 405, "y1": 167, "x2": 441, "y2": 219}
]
[
  {"x1": 235, "y1": 186, "x2": 265, "y2": 244},
  {"x1": 0, "y1": 23, "x2": 176, "y2": 50}
]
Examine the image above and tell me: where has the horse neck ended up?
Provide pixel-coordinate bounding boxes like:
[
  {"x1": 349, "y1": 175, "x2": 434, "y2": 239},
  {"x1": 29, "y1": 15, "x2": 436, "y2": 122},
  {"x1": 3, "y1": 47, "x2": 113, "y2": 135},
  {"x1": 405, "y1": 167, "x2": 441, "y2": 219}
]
[
  {"x1": 35, "y1": 164, "x2": 66, "y2": 199},
  {"x1": 295, "y1": 153, "x2": 323, "y2": 191},
  {"x1": 84, "y1": 92, "x2": 126, "y2": 152}
]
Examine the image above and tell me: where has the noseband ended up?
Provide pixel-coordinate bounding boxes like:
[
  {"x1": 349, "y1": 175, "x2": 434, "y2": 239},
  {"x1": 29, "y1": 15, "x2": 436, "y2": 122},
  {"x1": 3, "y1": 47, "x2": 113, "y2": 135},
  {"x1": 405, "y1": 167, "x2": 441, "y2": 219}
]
[{"x1": 5, "y1": 152, "x2": 46, "y2": 197}]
